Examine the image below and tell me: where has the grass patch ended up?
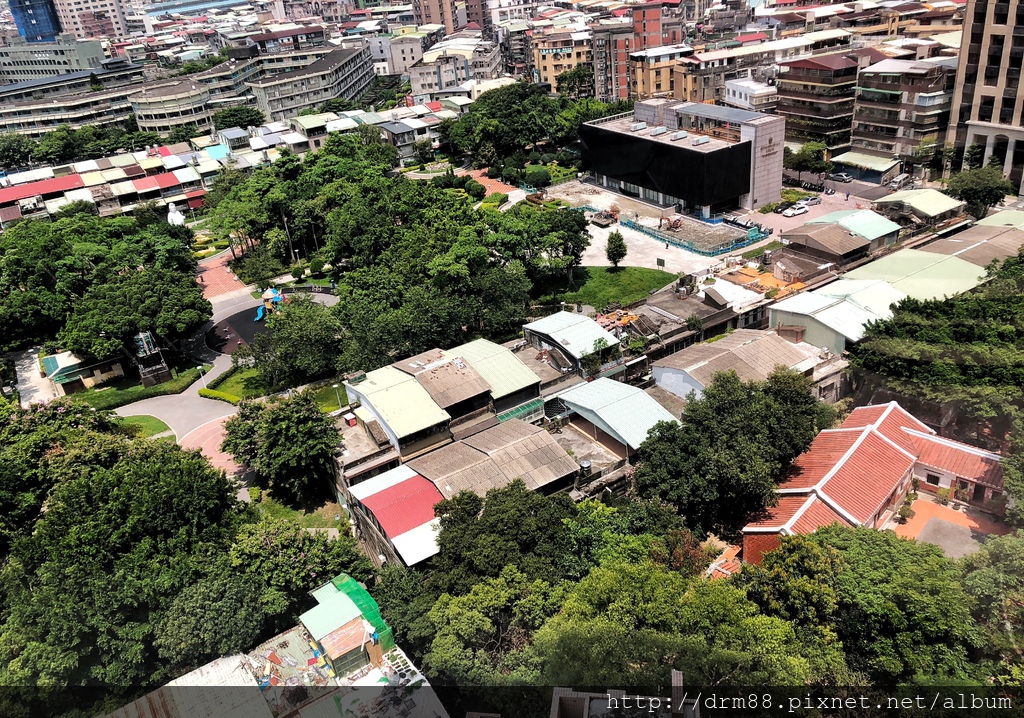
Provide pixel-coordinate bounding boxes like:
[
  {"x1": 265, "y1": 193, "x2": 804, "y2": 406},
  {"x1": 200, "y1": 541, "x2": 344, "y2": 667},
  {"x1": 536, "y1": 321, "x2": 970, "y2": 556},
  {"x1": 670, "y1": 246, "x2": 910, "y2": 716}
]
[
  {"x1": 742, "y1": 240, "x2": 784, "y2": 260},
  {"x1": 77, "y1": 362, "x2": 212, "y2": 411},
  {"x1": 119, "y1": 415, "x2": 171, "y2": 438},
  {"x1": 781, "y1": 189, "x2": 817, "y2": 203},
  {"x1": 212, "y1": 366, "x2": 268, "y2": 401},
  {"x1": 257, "y1": 496, "x2": 346, "y2": 529},
  {"x1": 311, "y1": 383, "x2": 348, "y2": 413},
  {"x1": 539, "y1": 266, "x2": 677, "y2": 310}
]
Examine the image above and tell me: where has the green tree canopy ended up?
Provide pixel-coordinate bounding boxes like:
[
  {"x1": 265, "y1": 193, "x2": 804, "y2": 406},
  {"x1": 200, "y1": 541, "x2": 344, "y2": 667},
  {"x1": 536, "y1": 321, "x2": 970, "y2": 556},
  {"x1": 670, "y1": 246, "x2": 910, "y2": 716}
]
[
  {"x1": 213, "y1": 106, "x2": 266, "y2": 131},
  {"x1": 222, "y1": 392, "x2": 340, "y2": 507},
  {"x1": 605, "y1": 230, "x2": 627, "y2": 268},
  {"x1": 807, "y1": 525, "x2": 981, "y2": 682},
  {"x1": 633, "y1": 368, "x2": 835, "y2": 537},
  {"x1": 946, "y1": 165, "x2": 1015, "y2": 219},
  {"x1": 555, "y1": 64, "x2": 595, "y2": 99}
]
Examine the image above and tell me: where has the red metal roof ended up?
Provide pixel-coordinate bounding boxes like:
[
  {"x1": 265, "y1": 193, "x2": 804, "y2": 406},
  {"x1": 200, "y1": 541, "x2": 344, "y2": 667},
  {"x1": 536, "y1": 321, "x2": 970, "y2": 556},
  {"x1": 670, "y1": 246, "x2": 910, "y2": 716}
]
[
  {"x1": 0, "y1": 175, "x2": 85, "y2": 205},
  {"x1": 185, "y1": 188, "x2": 206, "y2": 198},
  {"x1": 154, "y1": 173, "x2": 181, "y2": 190},
  {"x1": 156, "y1": 146, "x2": 172, "y2": 157},
  {"x1": 133, "y1": 176, "x2": 160, "y2": 193},
  {"x1": 359, "y1": 475, "x2": 442, "y2": 539},
  {"x1": 122, "y1": 164, "x2": 145, "y2": 178},
  {"x1": 426, "y1": 101, "x2": 442, "y2": 112},
  {"x1": 0, "y1": 205, "x2": 23, "y2": 222},
  {"x1": 735, "y1": 32, "x2": 768, "y2": 43}
]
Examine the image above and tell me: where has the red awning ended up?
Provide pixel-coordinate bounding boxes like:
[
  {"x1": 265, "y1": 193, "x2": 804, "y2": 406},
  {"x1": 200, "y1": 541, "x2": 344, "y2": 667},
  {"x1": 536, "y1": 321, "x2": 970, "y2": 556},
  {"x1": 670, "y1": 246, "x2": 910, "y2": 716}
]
[{"x1": 0, "y1": 175, "x2": 85, "y2": 205}]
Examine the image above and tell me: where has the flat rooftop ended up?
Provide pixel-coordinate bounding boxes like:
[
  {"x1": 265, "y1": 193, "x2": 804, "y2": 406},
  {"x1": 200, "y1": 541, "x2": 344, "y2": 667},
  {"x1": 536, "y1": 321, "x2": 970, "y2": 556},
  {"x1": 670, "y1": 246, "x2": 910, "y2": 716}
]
[{"x1": 589, "y1": 114, "x2": 733, "y2": 153}]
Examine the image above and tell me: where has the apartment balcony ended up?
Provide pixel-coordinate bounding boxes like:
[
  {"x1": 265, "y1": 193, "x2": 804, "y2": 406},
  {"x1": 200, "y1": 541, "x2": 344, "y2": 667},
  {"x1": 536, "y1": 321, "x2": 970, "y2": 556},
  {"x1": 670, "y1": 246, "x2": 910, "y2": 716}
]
[{"x1": 777, "y1": 100, "x2": 854, "y2": 119}]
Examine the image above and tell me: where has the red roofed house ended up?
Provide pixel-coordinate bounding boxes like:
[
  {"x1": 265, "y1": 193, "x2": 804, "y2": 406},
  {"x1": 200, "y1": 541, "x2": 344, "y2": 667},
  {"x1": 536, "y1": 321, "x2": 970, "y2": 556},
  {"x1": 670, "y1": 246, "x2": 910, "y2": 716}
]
[
  {"x1": 346, "y1": 465, "x2": 443, "y2": 568},
  {"x1": 742, "y1": 402, "x2": 1005, "y2": 564}
]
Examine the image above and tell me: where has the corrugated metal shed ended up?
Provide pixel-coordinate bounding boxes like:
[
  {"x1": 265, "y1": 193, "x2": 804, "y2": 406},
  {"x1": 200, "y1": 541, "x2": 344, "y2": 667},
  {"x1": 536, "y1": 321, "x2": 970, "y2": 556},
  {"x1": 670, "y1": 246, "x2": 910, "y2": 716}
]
[
  {"x1": 444, "y1": 338, "x2": 539, "y2": 400},
  {"x1": 557, "y1": 377, "x2": 677, "y2": 450},
  {"x1": 874, "y1": 188, "x2": 965, "y2": 218},
  {"x1": 300, "y1": 583, "x2": 362, "y2": 641},
  {"x1": 346, "y1": 366, "x2": 450, "y2": 440},
  {"x1": 844, "y1": 248, "x2": 984, "y2": 300},
  {"x1": 524, "y1": 311, "x2": 619, "y2": 360}
]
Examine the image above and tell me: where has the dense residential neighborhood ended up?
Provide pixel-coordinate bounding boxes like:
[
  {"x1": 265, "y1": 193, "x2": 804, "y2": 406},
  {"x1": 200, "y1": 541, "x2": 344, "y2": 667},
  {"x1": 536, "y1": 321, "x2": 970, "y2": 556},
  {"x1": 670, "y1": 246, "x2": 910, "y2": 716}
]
[{"x1": 3, "y1": 0, "x2": 1024, "y2": 715}]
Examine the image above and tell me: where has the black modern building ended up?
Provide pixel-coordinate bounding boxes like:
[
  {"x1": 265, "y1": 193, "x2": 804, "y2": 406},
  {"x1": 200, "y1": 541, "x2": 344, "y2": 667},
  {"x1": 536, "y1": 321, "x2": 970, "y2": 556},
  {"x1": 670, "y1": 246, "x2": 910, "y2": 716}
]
[{"x1": 579, "y1": 99, "x2": 785, "y2": 215}]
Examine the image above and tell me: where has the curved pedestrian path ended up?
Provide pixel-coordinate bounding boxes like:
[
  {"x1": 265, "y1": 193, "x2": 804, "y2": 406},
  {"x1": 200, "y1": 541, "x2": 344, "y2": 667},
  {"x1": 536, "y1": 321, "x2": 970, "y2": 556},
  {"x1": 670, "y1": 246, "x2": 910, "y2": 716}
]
[
  {"x1": 115, "y1": 286, "x2": 338, "y2": 439},
  {"x1": 115, "y1": 291, "x2": 263, "y2": 437}
]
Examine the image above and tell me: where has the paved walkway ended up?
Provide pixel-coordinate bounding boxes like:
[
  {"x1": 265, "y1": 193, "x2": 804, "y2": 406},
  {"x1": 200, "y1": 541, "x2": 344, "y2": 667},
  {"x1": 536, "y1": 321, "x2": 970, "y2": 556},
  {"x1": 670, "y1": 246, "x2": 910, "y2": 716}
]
[
  {"x1": 13, "y1": 347, "x2": 56, "y2": 407},
  {"x1": 197, "y1": 250, "x2": 246, "y2": 300},
  {"x1": 180, "y1": 416, "x2": 250, "y2": 502},
  {"x1": 455, "y1": 168, "x2": 519, "y2": 196},
  {"x1": 114, "y1": 291, "x2": 263, "y2": 437},
  {"x1": 895, "y1": 498, "x2": 1009, "y2": 541}
]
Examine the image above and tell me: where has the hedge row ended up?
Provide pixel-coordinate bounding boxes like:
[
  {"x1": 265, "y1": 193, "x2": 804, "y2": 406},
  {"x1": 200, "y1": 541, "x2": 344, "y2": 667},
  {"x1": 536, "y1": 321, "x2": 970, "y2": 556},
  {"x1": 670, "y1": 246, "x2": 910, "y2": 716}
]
[{"x1": 198, "y1": 388, "x2": 241, "y2": 405}]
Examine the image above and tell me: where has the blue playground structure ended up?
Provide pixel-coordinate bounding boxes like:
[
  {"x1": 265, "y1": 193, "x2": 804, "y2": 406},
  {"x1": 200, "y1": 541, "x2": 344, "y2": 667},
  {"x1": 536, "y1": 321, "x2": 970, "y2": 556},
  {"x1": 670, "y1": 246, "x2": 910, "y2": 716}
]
[{"x1": 254, "y1": 306, "x2": 266, "y2": 322}]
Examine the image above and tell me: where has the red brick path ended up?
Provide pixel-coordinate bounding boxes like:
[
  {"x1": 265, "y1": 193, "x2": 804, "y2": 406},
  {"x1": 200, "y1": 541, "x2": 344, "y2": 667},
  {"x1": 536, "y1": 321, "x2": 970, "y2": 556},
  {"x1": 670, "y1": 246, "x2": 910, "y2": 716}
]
[
  {"x1": 455, "y1": 168, "x2": 519, "y2": 196},
  {"x1": 180, "y1": 417, "x2": 241, "y2": 479},
  {"x1": 197, "y1": 250, "x2": 246, "y2": 299}
]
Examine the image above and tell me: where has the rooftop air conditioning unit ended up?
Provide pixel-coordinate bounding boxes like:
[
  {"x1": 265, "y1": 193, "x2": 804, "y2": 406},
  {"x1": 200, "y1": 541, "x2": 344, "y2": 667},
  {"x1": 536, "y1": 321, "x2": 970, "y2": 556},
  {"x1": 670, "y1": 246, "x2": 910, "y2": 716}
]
[
  {"x1": 649, "y1": 126, "x2": 666, "y2": 136},
  {"x1": 692, "y1": 135, "x2": 710, "y2": 146},
  {"x1": 669, "y1": 131, "x2": 688, "y2": 141},
  {"x1": 629, "y1": 121, "x2": 647, "y2": 132}
]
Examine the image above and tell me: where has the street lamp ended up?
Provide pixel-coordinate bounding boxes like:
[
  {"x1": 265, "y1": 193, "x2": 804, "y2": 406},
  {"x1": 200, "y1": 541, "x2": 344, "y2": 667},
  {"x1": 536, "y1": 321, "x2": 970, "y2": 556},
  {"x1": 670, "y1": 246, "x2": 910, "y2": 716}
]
[
  {"x1": 197, "y1": 365, "x2": 207, "y2": 388},
  {"x1": 332, "y1": 383, "x2": 342, "y2": 409}
]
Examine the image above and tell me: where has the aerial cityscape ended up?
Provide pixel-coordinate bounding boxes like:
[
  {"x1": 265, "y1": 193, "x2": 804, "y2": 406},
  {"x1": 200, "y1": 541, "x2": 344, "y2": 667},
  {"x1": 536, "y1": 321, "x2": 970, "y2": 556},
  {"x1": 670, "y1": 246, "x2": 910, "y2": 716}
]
[{"x1": 0, "y1": 0, "x2": 1023, "y2": 715}]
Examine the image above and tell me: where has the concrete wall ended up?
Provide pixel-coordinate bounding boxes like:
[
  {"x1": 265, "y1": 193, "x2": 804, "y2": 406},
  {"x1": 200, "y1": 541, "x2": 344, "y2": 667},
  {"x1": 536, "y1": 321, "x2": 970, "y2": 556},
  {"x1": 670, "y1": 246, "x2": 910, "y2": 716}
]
[
  {"x1": 742, "y1": 115, "x2": 785, "y2": 210},
  {"x1": 769, "y1": 309, "x2": 846, "y2": 355}
]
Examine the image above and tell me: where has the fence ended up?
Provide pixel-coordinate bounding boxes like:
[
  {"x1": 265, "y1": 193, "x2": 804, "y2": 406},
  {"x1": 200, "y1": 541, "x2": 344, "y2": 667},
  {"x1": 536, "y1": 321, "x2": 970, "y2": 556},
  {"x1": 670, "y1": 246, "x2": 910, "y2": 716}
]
[
  {"x1": 280, "y1": 284, "x2": 338, "y2": 296},
  {"x1": 618, "y1": 218, "x2": 769, "y2": 258}
]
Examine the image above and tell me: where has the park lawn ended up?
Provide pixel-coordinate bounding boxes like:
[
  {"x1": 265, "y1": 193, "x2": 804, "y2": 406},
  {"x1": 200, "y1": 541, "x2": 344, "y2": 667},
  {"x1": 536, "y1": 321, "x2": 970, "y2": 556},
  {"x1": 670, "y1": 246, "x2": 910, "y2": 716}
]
[
  {"x1": 557, "y1": 266, "x2": 677, "y2": 309},
  {"x1": 311, "y1": 383, "x2": 348, "y2": 413},
  {"x1": 258, "y1": 496, "x2": 345, "y2": 529},
  {"x1": 78, "y1": 363, "x2": 212, "y2": 411},
  {"x1": 213, "y1": 367, "x2": 267, "y2": 401},
  {"x1": 119, "y1": 415, "x2": 171, "y2": 438}
]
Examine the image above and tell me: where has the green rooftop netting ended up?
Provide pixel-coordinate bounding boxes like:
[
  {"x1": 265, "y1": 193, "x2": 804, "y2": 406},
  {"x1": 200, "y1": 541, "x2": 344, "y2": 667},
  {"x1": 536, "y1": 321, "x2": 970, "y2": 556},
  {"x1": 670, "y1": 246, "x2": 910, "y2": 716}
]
[{"x1": 331, "y1": 574, "x2": 395, "y2": 652}]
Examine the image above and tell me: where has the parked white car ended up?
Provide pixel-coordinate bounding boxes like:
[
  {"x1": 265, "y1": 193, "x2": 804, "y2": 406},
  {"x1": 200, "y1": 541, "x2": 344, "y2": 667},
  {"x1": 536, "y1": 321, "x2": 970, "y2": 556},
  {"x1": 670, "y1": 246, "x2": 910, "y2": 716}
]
[{"x1": 782, "y1": 205, "x2": 809, "y2": 218}]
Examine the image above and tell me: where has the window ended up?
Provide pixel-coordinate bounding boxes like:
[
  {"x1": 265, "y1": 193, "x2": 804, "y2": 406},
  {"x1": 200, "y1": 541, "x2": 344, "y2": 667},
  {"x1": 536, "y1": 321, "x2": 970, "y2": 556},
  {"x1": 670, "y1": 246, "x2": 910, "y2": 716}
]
[{"x1": 926, "y1": 473, "x2": 940, "y2": 486}]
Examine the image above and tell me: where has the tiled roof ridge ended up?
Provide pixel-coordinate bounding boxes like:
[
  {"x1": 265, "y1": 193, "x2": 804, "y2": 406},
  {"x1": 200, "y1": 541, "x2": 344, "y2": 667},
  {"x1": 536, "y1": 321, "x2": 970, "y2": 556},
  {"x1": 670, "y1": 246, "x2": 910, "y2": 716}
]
[{"x1": 902, "y1": 427, "x2": 1002, "y2": 461}]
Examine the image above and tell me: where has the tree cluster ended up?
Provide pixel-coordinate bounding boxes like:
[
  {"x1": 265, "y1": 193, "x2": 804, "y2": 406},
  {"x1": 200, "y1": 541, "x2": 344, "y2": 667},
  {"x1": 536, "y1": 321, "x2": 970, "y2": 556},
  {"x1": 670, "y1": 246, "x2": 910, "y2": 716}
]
[
  {"x1": 0, "y1": 211, "x2": 211, "y2": 357},
  {"x1": 212, "y1": 106, "x2": 267, "y2": 132},
  {"x1": 210, "y1": 133, "x2": 590, "y2": 387},
  {"x1": 0, "y1": 118, "x2": 164, "y2": 169},
  {"x1": 632, "y1": 368, "x2": 836, "y2": 537},
  {"x1": 783, "y1": 141, "x2": 833, "y2": 179},
  {"x1": 850, "y1": 248, "x2": 1024, "y2": 441},
  {"x1": 945, "y1": 165, "x2": 1015, "y2": 219},
  {"x1": 0, "y1": 399, "x2": 370, "y2": 715},
  {"x1": 437, "y1": 81, "x2": 631, "y2": 163},
  {"x1": 222, "y1": 391, "x2": 341, "y2": 507}
]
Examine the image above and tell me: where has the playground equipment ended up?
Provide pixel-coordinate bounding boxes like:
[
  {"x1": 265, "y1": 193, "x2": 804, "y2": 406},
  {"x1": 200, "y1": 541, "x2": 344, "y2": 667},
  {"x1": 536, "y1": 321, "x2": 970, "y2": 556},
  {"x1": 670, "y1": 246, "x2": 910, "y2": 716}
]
[{"x1": 255, "y1": 288, "x2": 285, "y2": 321}]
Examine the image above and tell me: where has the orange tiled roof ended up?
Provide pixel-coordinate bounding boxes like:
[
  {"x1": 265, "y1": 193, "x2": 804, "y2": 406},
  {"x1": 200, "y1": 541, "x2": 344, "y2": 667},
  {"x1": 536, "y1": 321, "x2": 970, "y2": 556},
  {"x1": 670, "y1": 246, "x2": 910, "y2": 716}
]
[{"x1": 743, "y1": 402, "x2": 1002, "y2": 542}]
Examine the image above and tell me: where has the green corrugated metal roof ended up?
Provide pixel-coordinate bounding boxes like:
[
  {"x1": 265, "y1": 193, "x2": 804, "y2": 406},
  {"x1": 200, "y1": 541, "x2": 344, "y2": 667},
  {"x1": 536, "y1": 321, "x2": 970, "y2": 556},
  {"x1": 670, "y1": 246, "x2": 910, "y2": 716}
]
[
  {"x1": 345, "y1": 366, "x2": 450, "y2": 439},
  {"x1": 977, "y1": 210, "x2": 1024, "y2": 231},
  {"x1": 844, "y1": 248, "x2": 985, "y2": 300},
  {"x1": 557, "y1": 377, "x2": 677, "y2": 450},
  {"x1": 300, "y1": 582, "x2": 362, "y2": 641},
  {"x1": 445, "y1": 338, "x2": 539, "y2": 400},
  {"x1": 874, "y1": 189, "x2": 965, "y2": 218},
  {"x1": 809, "y1": 208, "x2": 901, "y2": 241}
]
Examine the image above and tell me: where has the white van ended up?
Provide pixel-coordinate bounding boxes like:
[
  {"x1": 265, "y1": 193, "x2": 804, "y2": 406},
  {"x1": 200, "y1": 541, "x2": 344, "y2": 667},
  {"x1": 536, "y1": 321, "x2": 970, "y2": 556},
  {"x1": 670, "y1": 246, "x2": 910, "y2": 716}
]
[{"x1": 889, "y1": 173, "x2": 910, "y2": 191}]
